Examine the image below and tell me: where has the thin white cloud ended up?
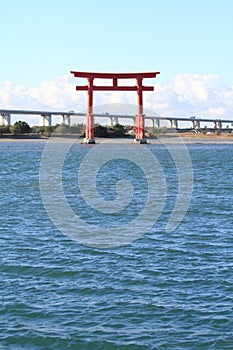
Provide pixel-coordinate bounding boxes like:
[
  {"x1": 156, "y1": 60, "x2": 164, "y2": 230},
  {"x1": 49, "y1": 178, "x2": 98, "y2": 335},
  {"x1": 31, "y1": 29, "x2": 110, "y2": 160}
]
[{"x1": 1, "y1": 74, "x2": 233, "y2": 124}]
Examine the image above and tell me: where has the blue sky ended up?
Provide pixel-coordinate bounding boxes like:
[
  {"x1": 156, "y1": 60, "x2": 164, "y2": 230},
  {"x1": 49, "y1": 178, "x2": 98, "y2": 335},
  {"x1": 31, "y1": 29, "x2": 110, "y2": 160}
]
[
  {"x1": 1, "y1": 0, "x2": 233, "y2": 124},
  {"x1": 1, "y1": 0, "x2": 233, "y2": 86}
]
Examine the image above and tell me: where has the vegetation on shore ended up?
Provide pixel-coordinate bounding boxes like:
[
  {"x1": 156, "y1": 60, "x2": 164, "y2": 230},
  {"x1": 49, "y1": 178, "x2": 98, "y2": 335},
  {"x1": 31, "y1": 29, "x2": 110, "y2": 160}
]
[
  {"x1": 0, "y1": 121, "x2": 132, "y2": 138},
  {"x1": 1, "y1": 120, "x2": 232, "y2": 138}
]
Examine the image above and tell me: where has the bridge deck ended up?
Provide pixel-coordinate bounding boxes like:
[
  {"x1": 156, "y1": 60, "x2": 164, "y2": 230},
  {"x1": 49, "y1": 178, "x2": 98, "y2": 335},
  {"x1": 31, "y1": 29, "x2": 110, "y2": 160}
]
[{"x1": 1, "y1": 109, "x2": 233, "y2": 125}]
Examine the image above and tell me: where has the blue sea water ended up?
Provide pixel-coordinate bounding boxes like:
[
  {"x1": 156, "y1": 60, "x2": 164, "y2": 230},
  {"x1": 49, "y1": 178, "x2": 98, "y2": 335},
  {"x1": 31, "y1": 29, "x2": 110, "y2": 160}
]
[{"x1": 1, "y1": 140, "x2": 233, "y2": 349}]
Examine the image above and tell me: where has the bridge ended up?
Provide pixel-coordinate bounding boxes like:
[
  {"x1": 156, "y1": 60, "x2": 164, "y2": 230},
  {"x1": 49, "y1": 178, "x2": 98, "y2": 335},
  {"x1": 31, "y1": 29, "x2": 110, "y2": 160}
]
[{"x1": 1, "y1": 108, "x2": 233, "y2": 131}]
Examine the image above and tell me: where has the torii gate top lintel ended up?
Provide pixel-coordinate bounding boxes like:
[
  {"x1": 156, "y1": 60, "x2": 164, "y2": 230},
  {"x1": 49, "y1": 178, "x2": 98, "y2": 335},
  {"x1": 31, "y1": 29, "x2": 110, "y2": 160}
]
[
  {"x1": 70, "y1": 71, "x2": 160, "y2": 79},
  {"x1": 70, "y1": 71, "x2": 160, "y2": 92}
]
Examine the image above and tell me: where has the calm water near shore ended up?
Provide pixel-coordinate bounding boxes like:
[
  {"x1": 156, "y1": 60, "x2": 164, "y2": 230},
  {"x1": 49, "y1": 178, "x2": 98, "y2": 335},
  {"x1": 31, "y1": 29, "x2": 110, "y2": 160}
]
[{"x1": 1, "y1": 140, "x2": 233, "y2": 349}]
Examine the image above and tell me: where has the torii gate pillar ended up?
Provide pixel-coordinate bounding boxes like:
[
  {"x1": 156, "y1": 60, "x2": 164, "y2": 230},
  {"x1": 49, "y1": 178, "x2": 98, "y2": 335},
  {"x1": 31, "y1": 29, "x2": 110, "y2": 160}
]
[
  {"x1": 136, "y1": 77, "x2": 145, "y2": 142},
  {"x1": 86, "y1": 77, "x2": 94, "y2": 142},
  {"x1": 70, "y1": 71, "x2": 160, "y2": 144}
]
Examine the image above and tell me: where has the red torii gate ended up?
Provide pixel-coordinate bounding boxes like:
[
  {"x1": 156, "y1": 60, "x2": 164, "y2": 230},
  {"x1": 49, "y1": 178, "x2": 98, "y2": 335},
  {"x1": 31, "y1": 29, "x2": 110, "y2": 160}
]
[{"x1": 70, "y1": 71, "x2": 160, "y2": 143}]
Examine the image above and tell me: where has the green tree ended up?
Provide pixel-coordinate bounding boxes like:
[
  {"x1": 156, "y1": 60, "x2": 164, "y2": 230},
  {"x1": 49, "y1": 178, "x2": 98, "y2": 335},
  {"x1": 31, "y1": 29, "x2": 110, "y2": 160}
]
[
  {"x1": 10, "y1": 121, "x2": 31, "y2": 135},
  {"x1": 54, "y1": 124, "x2": 70, "y2": 134},
  {"x1": 69, "y1": 123, "x2": 84, "y2": 134},
  {"x1": 0, "y1": 125, "x2": 10, "y2": 136},
  {"x1": 44, "y1": 126, "x2": 56, "y2": 137},
  {"x1": 110, "y1": 123, "x2": 126, "y2": 137},
  {"x1": 33, "y1": 126, "x2": 45, "y2": 134},
  {"x1": 94, "y1": 124, "x2": 109, "y2": 137}
]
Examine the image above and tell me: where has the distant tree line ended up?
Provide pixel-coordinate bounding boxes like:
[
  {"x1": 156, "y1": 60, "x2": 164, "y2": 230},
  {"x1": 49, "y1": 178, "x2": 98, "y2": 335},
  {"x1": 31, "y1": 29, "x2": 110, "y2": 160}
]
[
  {"x1": 0, "y1": 121, "x2": 131, "y2": 138},
  {"x1": 1, "y1": 121, "x2": 230, "y2": 138}
]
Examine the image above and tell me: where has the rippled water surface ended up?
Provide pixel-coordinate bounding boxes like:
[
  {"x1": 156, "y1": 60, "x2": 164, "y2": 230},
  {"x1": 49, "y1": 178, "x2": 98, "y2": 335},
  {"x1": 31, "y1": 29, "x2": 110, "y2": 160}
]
[{"x1": 1, "y1": 140, "x2": 233, "y2": 349}]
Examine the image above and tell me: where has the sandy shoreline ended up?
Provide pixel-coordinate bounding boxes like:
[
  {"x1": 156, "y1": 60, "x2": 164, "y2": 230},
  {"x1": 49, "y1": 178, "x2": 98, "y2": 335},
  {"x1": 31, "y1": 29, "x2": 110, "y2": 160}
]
[
  {"x1": 0, "y1": 137, "x2": 49, "y2": 143},
  {"x1": 1, "y1": 134, "x2": 233, "y2": 144}
]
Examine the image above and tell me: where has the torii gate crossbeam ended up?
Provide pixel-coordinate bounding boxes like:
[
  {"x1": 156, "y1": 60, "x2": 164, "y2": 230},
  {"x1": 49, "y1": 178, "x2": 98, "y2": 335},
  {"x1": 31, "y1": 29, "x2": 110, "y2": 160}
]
[{"x1": 70, "y1": 71, "x2": 160, "y2": 143}]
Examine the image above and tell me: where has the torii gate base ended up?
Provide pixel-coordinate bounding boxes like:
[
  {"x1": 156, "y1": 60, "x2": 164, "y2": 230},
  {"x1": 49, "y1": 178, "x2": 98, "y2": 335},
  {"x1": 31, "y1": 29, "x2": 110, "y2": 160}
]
[
  {"x1": 70, "y1": 71, "x2": 160, "y2": 144},
  {"x1": 84, "y1": 137, "x2": 95, "y2": 144}
]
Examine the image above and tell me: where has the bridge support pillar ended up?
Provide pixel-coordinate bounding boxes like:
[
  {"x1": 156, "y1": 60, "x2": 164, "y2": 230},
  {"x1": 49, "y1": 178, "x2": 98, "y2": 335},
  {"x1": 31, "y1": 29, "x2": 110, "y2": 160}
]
[
  {"x1": 216, "y1": 121, "x2": 222, "y2": 129},
  {"x1": 169, "y1": 119, "x2": 178, "y2": 128},
  {"x1": 40, "y1": 114, "x2": 52, "y2": 127},
  {"x1": 191, "y1": 120, "x2": 200, "y2": 129},
  {"x1": 60, "y1": 115, "x2": 71, "y2": 126},
  {"x1": 113, "y1": 116, "x2": 119, "y2": 125},
  {"x1": 151, "y1": 118, "x2": 160, "y2": 128},
  {"x1": 0, "y1": 113, "x2": 11, "y2": 125},
  {"x1": 155, "y1": 118, "x2": 160, "y2": 127},
  {"x1": 213, "y1": 120, "x2": 222, "y2": 130},
  {"x1": 110, "y1": 116, "x2": 119, "y2": 126}
]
